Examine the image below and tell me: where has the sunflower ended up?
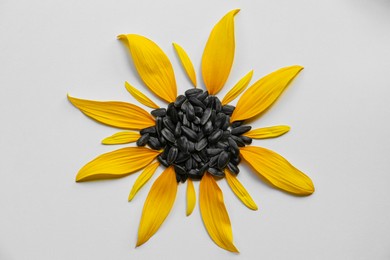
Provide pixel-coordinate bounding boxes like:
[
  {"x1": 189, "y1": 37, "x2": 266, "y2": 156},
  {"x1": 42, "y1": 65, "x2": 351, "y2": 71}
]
[{"x1": 68, "y1": 9, "x2": 314, "y2": 253}]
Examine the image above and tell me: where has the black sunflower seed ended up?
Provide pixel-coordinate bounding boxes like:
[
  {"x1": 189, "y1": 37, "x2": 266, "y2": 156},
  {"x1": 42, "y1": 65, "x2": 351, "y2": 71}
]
[
  {"x1": 161, "y1": 128, "x2": 176, "y2": 143},
  {"x1": 185, "y1": 158, "x2": 193, "y2": 171},
  {"x1": 136, "y1": 133, "x2": 150, "y2": 146},
  {"x1": 174, "y1": 95, "x2": 186, "y2": 107},
  {"x1": 175, "y1": 152, "x2": 191, "y2": 163},
  {"x1": 193, "y1": 116, "x2": 201, "y2": 125},
  {"x1": 203, "y1": 120, "x2": 213, "y2": 135},
  {"x1": 192, "y1": 153, "x2": 202, "y2": 163},
  {"x1": 227, "y1": 162, "x2": 240, "y2": 174},
  {"x1": 203, "y1": 96, "x2": 211, "y2": 106},
  {"x1": 210, "y1": 110, "x2": 216, "y2": 123},
  {"x1": 231, "y1": 155, "x2": 241, "y2": 165},
  {"x1": 199, "y1": 149, "x2": 209, "y2": 163},
  {"x1": 208, "y1": 167, "x2": 224, "y2": 177},
  {"x1": 182, "y1": 114, "x2": 190, "y2": 127},
  {"x1": 159, "y1": 135, "x2": 166, "y2": 146},
  {"x1": 207, "y1": 96, "x2": 215, "y2": 108},
  {"x1": 186, "y1": 102, "x2": 195, "y2": 122},
  {"x1": 177, "y1": 136, "x2": 188, "y2": 153},
  {"x1": 185, "y1": 88, "x2": 203, "y2": 98},
  {"x1": 228, "y1": 137, "x2": 239, "y2": 156},
  {"x1": 199, "y1": 162, "x2": 209, "y2": 174},
  {"x1": 222, "y1": 105, "x2": 235, "y2": 115},
  {"x1": 192, "y1": 159, "x2": 198, "y2": 169},
  {"x1": 180, "y1": 174, "x2": 188, "y2": 182},
  {"x1": 231, "y1": 125, "x2": 252, "y2": 136},
  {"x1": 197, "y1": 131, "x2": 204, "y2": 140},
  {"x1": 189, "y1": 96, "x2": 206, "y2": 110},
  {"x1": 194, "y1": 106, "x2": 203, "y2": 117},
  {"x1": 176, "y1": 174, "x2": 182, "y2": 183},
  {"x1": 140, "y1": 126, "x2": 156, "y2": 135},
  {"x1": 148, "y1": 137, "x2": 161, "y2": 150},
  {"x1": 231, "y1": 121, "x2": 244, "y2": 128},
  {"x1": 181, "y1": 126, "x2": 198, "y2": 141},
  {"x1": 174, "y1": 122, "x2": 182, "y2": 137},
  {"x1": 151, "y1": 108, "x2": 167, "y2": 117},
  {"x1": 167, "y1": 103, "x2": 179, "y2": 123},
  {"x1": 209, "y1": 155, "x2": 219, "y2": 167},
  {"x1": 208, "y1": 129, "x2": 223, "y2": 144},
  {"x1": 178, "y1": 111, "x2": 184, "y2": 121},
  {"x1": 240, "y1": 135, "x2": 252, "y2": 144},
  {"x1": 156, "y1": 117, "x2": 163, "y2": 136},
  {"x1": 230, "y1": 135, "x2": 245, "y2": 147},
  {"x1": 217, "y1": 151, "x2": 230, "y2": 169},
  {"x1": 200, "y1": 108, "x2": 211, "y2": 125},
  {"x1": 222, "y1": 116, "x2": 230, "y2": 130},
  {"x1": 174, "y1": 165, "x2": 186, "y2": 175},
  {"x1": 217, "y1": 141, "x2": 229, "y2": 150},
  {"x1": 188, "y1": 169, "x2": 202, "y2": 179},
  {"x1": 167, "y1": 147, "x2": 178, "y2": 164},
  {"x1": 181, "y1": 100, "x2": 189, "y2": 112},
  {"x1": 215, "y1": 98, "x2": 222, "y2": 112},
  {"x1": 163, "y1": 117, "x2": 175, "y2": 132},
  {"x1": 195, "y1": 138, "x2": 208, "y2": 151},
  {"x1": 207, "y1": 148, "x2": 223, "y2": 156},
  {"x1": 157, "y1": 155, "x2": 169, "y2": 167},
  {"x1": 196, "y1": 91, "x2": 209, "y2": 102},
  {"x1": 221, "y1": 130, "x2": 231, "y2": 141},
  {"x1": 188, "y1": 141, "x2": 195, "y2": 152}
]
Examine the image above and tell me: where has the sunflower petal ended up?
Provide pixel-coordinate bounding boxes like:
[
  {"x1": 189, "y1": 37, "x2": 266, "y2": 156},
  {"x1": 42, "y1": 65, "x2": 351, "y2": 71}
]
[
  {"x1": 199, "y1": 173, "x2": 239, "y2": 253},
  {"x1": 124, "y1": 82, "x2": 159, "y2": 109},
  {"x1": 76, "y1": 147, "x2": 160, "y2": 182},
  {"x1": 102, "y1": 131, "x2": 140, "y2": 145},
  {"x1": 231, "y1": 65, "x2": 303, "y2": 122},
  {"x1": 128, "y1": 162, "x2": 160, "y2": 201},
  {"x1": 225, "y1": 169, "x2": 258, "y2": 210},
  {"x1": 173, "y1": 43, "x2": 197, "y2": 87},
  {"x1": 118, "y1": 34, "x2": 177, "y2": 103},
  {"x1": 201, "y1": 9, "x2": 240, "y2": 95},
  {"x1": 68, "y1": 95, "x2": 155, "y2": 130},
  {"x1": 243, "y1": 125, "x2": 290, "y2": 139},
  {"x1": 137, "y1": 166, "x2": 178, "y2": 247},
  {"x1": 221, "y1": 70, "x2": 253, "y2": 105},
  {"x1": 186, "y1": 179, "x2": 196, "y2": 216},
  {"x1": 240, "y1": 146, "x2": 314, "y2": 195}
]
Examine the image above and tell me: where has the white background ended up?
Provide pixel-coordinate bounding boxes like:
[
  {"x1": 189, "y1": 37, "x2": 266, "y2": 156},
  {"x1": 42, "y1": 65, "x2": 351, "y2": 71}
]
[{"x1": 1, "y1": 0, "x2": 390, "y2": 259}]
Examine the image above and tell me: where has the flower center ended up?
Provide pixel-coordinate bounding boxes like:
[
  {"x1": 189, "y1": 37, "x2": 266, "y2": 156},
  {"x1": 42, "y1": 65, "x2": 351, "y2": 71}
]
[{"x1": 137, "y1": 89, "x2": 252, "y2": 182}]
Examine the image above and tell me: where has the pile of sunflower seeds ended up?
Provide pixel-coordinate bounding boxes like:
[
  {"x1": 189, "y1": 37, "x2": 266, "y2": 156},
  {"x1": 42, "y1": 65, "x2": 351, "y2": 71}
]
[{"x1": 137, "y1": 89, "x2": 252, "y2": 182}]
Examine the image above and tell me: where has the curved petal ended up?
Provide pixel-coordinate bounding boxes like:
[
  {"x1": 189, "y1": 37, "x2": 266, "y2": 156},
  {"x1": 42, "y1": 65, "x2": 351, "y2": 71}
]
[
  {"x1": 201, "y1": 9, "x2": 240, "y2": 95},
  {"x1": 128, "y1": 162, "x2": 160, "y2": 201},
  {"x1": 118, "y1": 34, "x2": 177, "y2": 103},
  {"x1": 68, "y1": 95, "x2": 155, "y2": 130},
  {"x1": 173, "y1": 43, "x2": 197, "y2": 87},
  {"x1": 124, "y1": 82, "x2": 159, "y2": 109},
  {"x1": 199, "y1": 173, "x2": 239, "y2": 253},
  {"x1": 102, "y1": 131, "x2": 140, "y2": 145},
  {"x1": 76, "y1": 147, "x2": 160, "y2": 182},
  {"x1": 240, "y1": 146, "x2": 314, "y2": 196},
  {"x1": 231, "y1": 65, "x2": 303, "y2": 122},
  {"x1": 221, "y1": 70, "x2": 253, "y2": 105},
  {"x1": 225, "y1": 169, "x2": 258, "y2": 211},
  {"x1": 186, "y1": 179, "x2": 196, "y2": 216},
  {"x1": 243, "y1": 125, "x2": 290, "y2": 139},
  {"x1": 137, "y1": 166, "x2": 178, "y2": 247}
]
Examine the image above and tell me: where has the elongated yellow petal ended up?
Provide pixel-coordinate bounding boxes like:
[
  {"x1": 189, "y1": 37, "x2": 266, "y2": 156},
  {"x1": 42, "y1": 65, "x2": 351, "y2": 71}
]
[
  {"x1": 173, "y1": 43, "x2": 197, "y2": 87},
  {"x1": 124, "y1": 82, "x2": 159, "y2": 109},
  {"x1": 231, "y1": 65, "x2": 303, "y2": 122},
  {"x1": 221, "y1": 70, "x2": 253, "y2": 105},
  {"x1": 186, "y1": 179, "x2": 196, "y2": 216},
  {"x1": 128, "y1": 162, "x2": 160, "y2": 201},
  {"x1": 76, "y1": 147, "x2": 160, "y2": 182},
  {"x1": 243, "y1": 125, "x2": 290, "y2": 139},
  {"x1": 240, "y1": 146, "x2": 314, "y2": 195},
  {"x1": 118, "y1": 34, "x2": 177, "y2": 103},
  {"x1": 102, "y1": 131, "x2": 140, "y2": 145},
  {"x1": 68, "y1": 95, "x2": 155, "y2": 130},
  {"x1": 201, "y1": 9, "x2": 240, "y2": 95},
  {"x1": 199, "y1": 173, "x2": 239, "y2": 253},
  {"x1": 137, "y1": 166, "x2": 178, "y2": 247},
  {"x1": 225, "y1": 169, "x2": 258, "y2": 210}
]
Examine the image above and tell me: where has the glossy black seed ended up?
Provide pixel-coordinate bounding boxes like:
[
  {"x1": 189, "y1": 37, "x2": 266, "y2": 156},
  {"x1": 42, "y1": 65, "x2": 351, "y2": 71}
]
[
  {"x1": 240, "y1": 136, "x2": 252, "y2": 144},
  {"x1": 199, "y1": 162, "x2": 209, "y2": 174},
  {"x1": 199, "y1": 108, "x2": 211, "y2": 125},
  {"x1": 188, "y1": 141, "x2": 195, "y2": 152},
  {"x1": 181, "y1": 126, "x2": 197, "y2": 141},
  {"x1": 151, "y1": 108, "x2": 167, "y2": 117},
  {"x1": 199, "y1": 150, "x2": 209, "y2": 163},
  {"x1": 148, "y1": 137, "x2": 161, "y2": 150},
  {"x1": 159, "y1": 135, "x2": 166, "y2": 146},
  {"x1": 197, "y1": 131, "x2": 204, "y2": 140},
  {"x1": 208, "y1": 167, "x2": 224, "y2": 177},
  {"x1": 189, "y1": 96, "x2": 206, "y2": 110},
  {"x1": 207, "y1": 148, "x2": 223, "y2": 156},
  {"x1": 176, "y1": 173, "x2": 182, "y2": 182},
  {"x1": 185, "y1": 158, "x2": 193, "y2": 171},
  {"x1": 174, "y1": 165, "x2": 186, "y2": 175},
  {"x1": 231, "y1": 155, "x2": 241, "y2": 165},
  {"x1": 208, "y1": 129, "x2": 223, "y2": 144},
  {"x1": 140, "y1": 126, "x2": 156, "y2": 135},
  {"x1": 215, "y1": 98, "x2": 222, "y2": 112},
  {"x1": 196, "y1": 91, "x2": 209, "y2": 102},
  {"x1": 185, "y1": 88, "x2": 203, "y2": 98},
  {"x1": 231, "y1": 121, "x2": 244, "y2": 128},
  {"x1": 191, "y1": 123, "x2": 200, "y2": 132},
  {"x1": 209, "y1": 155, "x2": 219, "y2": 167},
  {"x1": 167, "y1": 103, "x2": 179, "y2": 123},
  {"x1": 193, "y1": 116, "x2": 201, "y2": 125},
  {"x1": 174, "y1": 122, "x2": 182, "y2": 137},
  {"x1": 203, "y1": 120, "x2": 213, "y2": 135},
  {"x1": 227, "y1": 162, "x2": 240, "y2": 174},
  {"x1": 221, "y1": 130, "x2": 231, "y2": 141},
  {"x1": 222, "y1": 105, "x2": 235, "y2": 115},
  {"x1": 161, "y1": 128, "x2": 176, "y2": 143},
  {"x1": 157, "y1": 155, "x2": 169, "y2": 167},
  {"x1": 174, "y1": 95, "x2": 186, "y2": 107},
  {"x1": 160, "y1": 145, "x2": 170, "y2": 159},
  {"x1": 188, "y1": 169, "x2": 202, "y2": 179},
  {"x1": 167, "y1": 147, "x2": 178, "y2": 164},
  {"x1": 217, "y1": 151, "x2": 230, "y2": 169},
  {"x1": 228, "y1": 137, "x2": 239, "y2": 156},
  {"x1": 222, "y1": 116, "x2": 230, "y2": 130},
  {"x1": 210, "y1": 110, "x2": 216, "y2": 123},
  {"x1": 203, "y1": 96, "x2": 211, "y2": 106},
  {"x1": 192, "y1": 159, "x2": 198, "y2": 169},
  {"x1": 194, "y1": 106, "x2": 203, "y2": 117},
  {"x1": 231, "y1": 125, "x2": 252, "y2": 136},
  {"x1": 163, "y1": 117, "x2": 175, "y2": 132},
  {"x1": 175, "y1": 152, "x2": 191, "y2": 163},
  {"x1": 182, "y1": 114, "x2": 190, "y2": 127},
  {"x1": 230, "y1": 135, "x2": 245, "y2": 147},
  {"x1": 186, "y1": 102, "x2": 195, "y2": 122},
  {"x1": 207, "y1": 96, "x2": 215, "y2": 108},
  {"x1": 195, "y1": 138, "x2": 208, "y2": 151},
  {"x1": 192, "y1": 153, "x2": 202, "y2": 163},
  {"x1": 156, "y1": 117, "x2": 163, "y2": 136},
  {"x1": 136, "y1": 133, "x2": 149, "y2": 146},
  {"x1": 177, "y1": 136, "x2": 188, "y2": 153},
  {"x1": 216, "y1": 141, "x2": 229, "y2": 150},
  {"x1": 178, "y1": 111, "x2": 184, "y2": 121},
  {"x1": 181, "y1": 100, "x2": 189, "y2": 112}
]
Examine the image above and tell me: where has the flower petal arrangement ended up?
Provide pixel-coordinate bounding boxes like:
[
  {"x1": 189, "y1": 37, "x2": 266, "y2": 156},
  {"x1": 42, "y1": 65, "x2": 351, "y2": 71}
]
[{"x1": 68, "y1": 9, "x2": 314, "y2": 252}]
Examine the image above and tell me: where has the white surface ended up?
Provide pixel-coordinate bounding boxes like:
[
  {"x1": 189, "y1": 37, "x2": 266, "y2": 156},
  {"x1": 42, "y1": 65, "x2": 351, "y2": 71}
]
[{"x1": 1, "y1": 0, "x2": 390, "y2": 259}]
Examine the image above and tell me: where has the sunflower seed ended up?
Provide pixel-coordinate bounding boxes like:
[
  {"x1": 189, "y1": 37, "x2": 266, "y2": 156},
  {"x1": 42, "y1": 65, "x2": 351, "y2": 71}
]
[
  {"x1": 222, "y1": 105, "x2": 235, "y2": 115},
  {"x1": 193, "y1": 116, "x2": 201, "y2": 125},
  {"x1": 208, "y1": 167, "x2": 224, "y2": 177},
  {"x1": 192, "y1": 153, "x2": 202, "y2": 163},
  {"x1": 210, "y1": 110, "x2": 216, "y2": 123},
  {"x1": 163, "y1": 117, "x2": 175, "y2": 132},
  {"x1": 151, "y1": 108, "x2": 166, "y2": 117},
  {"x1": 231, "y1": 121, "x2": 244, "y2": 128},
  {"x1": 175, "y1": 174, "x2": 182, "y2": 182},
  {"x1": 185, "y1": 88, "x2": 203, "y2": 98},
  {"x1": 167, "y1": 147, "x2": 179, "y2": 164},
  {"x1": 188, "y1": 169, "x2": 202, "y2": 179},
  {"x1": 231, "y1": 125, "x2": 252, "y2": 136},
  {"x1": 161, "y1": 128, "x2": 176, "y2": 143},
  {"x1": 230, "y1": 135, "x2": 245, "y2": 147},
  {"x1": 181, "y1": 126, "x2": 197, "y2": 141},
  {"x1": 157, "y1": 155, "x2": 169, "y2": 167},
  {"x1": 174, "y1": 95, "x2": 186, "y2": 107},
  {"x1": 216, "y1": 141, "x2": 229, "y2": 150},
  {"x1": 207, "y1": 148, "x2": 223, "y2": 156},
  {"x1": 167, "y1": 103, "x2": 179, "y2": 123},
  {"x1": 156, "y1": 117, "x2": 163, "y2": 136},
  {"x1": 222, "y1": 116, "x2": 230, "y2": 130},
  {"x1": 185, "y1": 158, "x2": 193, "y2": 171},
  {"x1": 181, "y1": 100, "x2": 189, "y2": 112},
  {"x1": 148, "y1": 137, "x2": 161, "y2": 150},
  {"x1": 191, "y1": 122, "x2": 199, "y2": 132},
  {"x1": 209, "y1": 155, "x2": 219, "y2": 167},
  {"x1": 189, "y1": 96, "x2": 206, "y2": 110},
  {"x1": 140, "y1": 126, "x2": 156, "y2": 135},
  {"x1": 203, "y1": 120, "x2": 213, "y2": 135},
  {"x1": 178, "y1": 111, "x2": 184, "y2": 121},
  {"x1": 199, "y1": 162, "x2": 209, "y2": 174},
  {"x1": 240, "y1": 136, "x2": 252, "y2": 144},
  {"x1": 136, "y1": 133, "x2": 150, "y2": 146},
  {"x1": 182, "y1": 114, "x2": 190, "y2": 127},
  {"x1": 174, "y1": 122, "x2": 182, "y2": 137},
  {"x1": 208, "y1": 129, "x2": 223, "y2": 144},
  {"x1": 217, "y1": 151, "x2": 230, "y2": 169},
  {"x1": 177, "y1": 136, "x2": 188, "y2": 153},
  {"x1": 196, "y1": 91, "x2": 208, "y2": 102},
  {"x1": 186, "y1": 102, "x2": 195, "y2": 122},
  {"x1": 175, "y1": 152, "x2": 191, "y2": 163},
  {"x1": 200, "y1": 108, "x2": 211, "y2": 125},
  {"x1": 227, "y1": 162, "x2": 240, "y2": 174},
  {"x1": 197, "y1": 131, "x2": 204, "y2": 140},
  {"x1": 215, "y1": 98, "x2": 222, "y2": 112},
  {"x1": 159, "y1": 135, "x2": 166, "y2": 146},
  {"x1": 195, "y1": 138, "x2": 208, "y2": 151},
  {"x1": 207, "y1": 96, "x2": 215, "y2": 108},
  {"x1": 192, "y1": 160, "x2": 198, "y2": 169},
  {"x1": 188, "y1": 141, "x2": 195, "y2": 152},
  {"x1": 231, "y1": 155, "x2": 241, "y2": 165},
  {"x1": 203, "y1": 96, "x2": 211, "y2": 106},
  {"x1": 199, "y1": 149, "x2": 209, "y2": 162},
  {"x1": 174, "y1": 164, "x2": 186, "y2": 175},
  {"x1": 194, "y1": 106, "x2": 203, "y2": 117},
  {"x1": 160, "y1": 145, "x2": 170, "y2": 159},
  {"x1": 179, "y1": 174, "x2": 188, "y2": 183},
  {"x1": 228, "y1": 137, "x2": 239, "y2": 156}
]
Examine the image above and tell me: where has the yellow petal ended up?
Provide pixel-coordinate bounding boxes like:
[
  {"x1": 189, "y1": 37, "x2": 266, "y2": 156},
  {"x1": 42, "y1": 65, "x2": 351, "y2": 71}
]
[
  {"x1": 186, "y1": 178, "x2": 196, "y2": 216},
  {"x1": 225, "y1": 169, "x2": 258, "y2": 211},
  {"x1": 68, "y1": 95, "x2": 155, "y2": 130},
  {"x1": 201, "y1": 9, "x2": 240, "y2": 95},
  {"x1": 173, "y1": 43, "x2": 197, "y2": 87},
  {"x1": 243, "y1": 125, "x2": 290, "y2": 139},
  {"x1": 199, "y1": 173, "x2": 239, "y2": 253},
  {"x1": 128, "y1": 162, "x2": 160, "y2": 201},
  {"x1": 102, "y1": 131, "x2": 140, "y2": 145},
  {"x1": 124, "y1": 82, "x2": 159, "y2": 109},
  {"x1": 240, "y1": 146, "x2": 314, "y2": 195},
  {"x1": 137, "y1": 166, "x2": 178, "y2": 247},
  {"x1": 118, "y1": 34, "x2": 177, "y2": 103},
  {"x1": 221, "y1": 70, "x2": 253, "y2": 105},
  {"x1": 231, "y1": 65, "x2": 303, "y2": 122},
  {"x1": 76, "y1": 147, "x2": 160, "y2": 182}
]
